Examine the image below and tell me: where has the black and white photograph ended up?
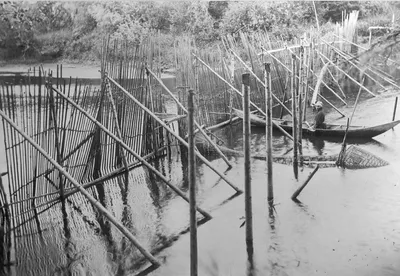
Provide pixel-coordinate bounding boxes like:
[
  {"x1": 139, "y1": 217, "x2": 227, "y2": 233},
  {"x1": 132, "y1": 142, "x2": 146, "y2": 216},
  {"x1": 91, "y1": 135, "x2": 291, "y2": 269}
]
[{"x1": 0, "y1": 1, "x2": 399, "y2": 275}]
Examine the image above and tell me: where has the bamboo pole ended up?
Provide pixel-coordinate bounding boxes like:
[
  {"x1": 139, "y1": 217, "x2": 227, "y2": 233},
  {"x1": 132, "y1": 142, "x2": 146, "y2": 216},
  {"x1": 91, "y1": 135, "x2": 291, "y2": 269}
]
[
  {"x1": 5, "y1": 146, "x2": 170, "y2": 212},
  {"x1": 291, "y1": 54, "x2": 299, "y2": 180},
  {"x1": 349, "y1": 75, "x2": 365, "y2": 126},
  {"x1": 105, "y1": 74, "x2": 129, "y2": 192},
  {"x1": 145, "y1": 68, "x2": 233, "y2": 169},
  {"x1": 188, "y1": 89, "x2": 198, "y2": 276},
  {"x1": 0, "y1": 109, "x2": 161, "y2": 267},
  {"x1": 336, "y1": 76, "x2": 364, "y2": 167},
  {"x1": 291, "y1": 165, "x2": 319, "y2": 200},
  {"x1": 264, "y1": 64, "x2": 273, "y2": 203},
  {"x1": 193, "y1": 53, "x2": 294, "y2": 141},
  {"x1": 228, "y1": 55, "x2": 235, "y2": 123},
  {"x1": 317, "y1": 50, "x2": 376, "y2": 97},
  {"x1": 298, "y1": 47, "x2": 304, "y2": 167},
  {"x1": 303, "y1": 43, "x2": 311, "y2": 121},
  {"x1": 146, "y1": 70, "x2": 159, "y2": 159},
  {"x1": 336, "y1": 118, "x2": 350, "y2": 167},
  {"x1": 107, "y1": 76, "x2": 240, "y2": 192},
  {"x1": 242, "y1": 72, "x2": 254, "y2": 264},
  {"x1": 288, "y1": 47, "x2": 347, "y2": 105},
  {"x1": 49, "y1": 84, "x2": 213, "y2": 218},
  {"x1": 264, "y1": 46, "x2": 345, "y2": 117},
  {"x1": 321, "y1": 39, "x2": 387, "y2": 91},
  {"x1": 230, "y1": 49, "x2": 293, "y2": 115},
  {"x1": 332, "y1": 34, "x2": 400, "y2": 69},
  {"x1": 393, "y1": 96, "x2": 398, "y2": 122},
  {"x1": 313, "y1": 1, "x2": 320, "y2": 32},
  {"x1": 48, "y1": 78, "x2": 65, "y2": 202},
  {"x1": 319, "y1": 52, "x2": 348, "y2": 98},
  {"x1": 318, "y1": 94, "x2": 346, "y2": 117}
]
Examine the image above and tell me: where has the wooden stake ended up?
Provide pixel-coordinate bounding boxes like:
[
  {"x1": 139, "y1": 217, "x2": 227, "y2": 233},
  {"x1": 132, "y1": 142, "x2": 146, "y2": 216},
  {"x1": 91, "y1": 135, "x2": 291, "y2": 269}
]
[
  {"x1": 242, "y1": 72, "x2": 254, "y2": 264},
  {"x1": 188, "y1": 89, "x2": 198, "y2": 276},
  {"x1": 291, "y1": 165, "x2": 319, "y2": 200},
  {"x1": 291, "y1": 54, "x2": 299, "y2": 180},
  {"x1": 264, "y1": 64, "x2": 273, "y2": 203},
  {"x1": 0, "y1": 109, "x2": 161, "y2": 267}
]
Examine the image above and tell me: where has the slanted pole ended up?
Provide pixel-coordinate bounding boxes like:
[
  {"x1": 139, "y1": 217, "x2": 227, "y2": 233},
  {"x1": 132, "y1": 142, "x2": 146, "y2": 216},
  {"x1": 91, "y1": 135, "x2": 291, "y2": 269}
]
[
  {"x1": 145, "y1": 67, "x2": 233, "y2": 169},
  {"x1": 319, "y1": 94, "x2": 346, "y2": 117},
  {"x1": 188, "y1": 89, "x2": 198, "y2": 276},
  {"x1": 319, "y1": 52, "x2": 347, "y2": 99},
  {"x1": 193, "y1": 53, "x2": 294, "y2": 141},
  {"x1": 230, "y1": 49, "x2": 293, "y2": 116},
  {"x1": 291, "y1": 165, "x2": 320, "y2": 200},
  {"x1": 146, "y1": 69, "x2": 159, "y2": 158},
  {"x1": 49, "y1": 85, "x2": 213, "y2": 218},
  {"x1": 242, "y1": 73, "x2": 254, "y2": 271},
  {"x1": 332, "y1": 34, "x2": 400, "y2": 84},
  {"x1": 264, "y1": 46, "x2": 345, "y2": 118},
  {"x1": 291, "y1": 54, "x2": 299, "y2": 180},
  {"x1": 336, "y1": 118, "x2": 350, "y2": 167},
  {"x1": 0, "y1": 109, "x2": 161, "y2": 267},
  {"x1": 321, "y1": 39, "x2": 386, "y2": 91},
  {"x1": 288, "y1": 47, "x2": 347, "y2": 105},
  {"x1": 107, "y1": 76, "x2": 240, "y2": 193},
  {"x1": 349, "y1": 74, "x2": 366, "y2": 126},
  {"x1": 264, "y1": 63, "x2": 273, "y2": 203},
  {"x1": 317, "y1": 50, "x2": 376, "y2": 97},
  {"x1": 105, "y1": 74, "x2": 129, "y2": 191},
  {"x1": 313, "y1": 1, "x2": 320, "y2": 32},
  {"x1": 393, "y1": 96, "x2": 398, "y2": 122}
]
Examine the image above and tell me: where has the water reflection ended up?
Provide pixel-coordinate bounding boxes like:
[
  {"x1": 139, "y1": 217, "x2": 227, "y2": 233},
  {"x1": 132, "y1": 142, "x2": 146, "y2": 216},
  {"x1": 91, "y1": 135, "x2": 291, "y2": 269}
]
[{"x1": 308, "y1": 136, "x2": 326, "y2": 156}]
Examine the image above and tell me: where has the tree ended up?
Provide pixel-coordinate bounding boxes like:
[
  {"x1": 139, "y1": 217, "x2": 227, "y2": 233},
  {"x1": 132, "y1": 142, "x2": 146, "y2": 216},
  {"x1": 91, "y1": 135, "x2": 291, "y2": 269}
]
[{"x1": 0, "y1": 1, "x2": 36, "y2": 57}]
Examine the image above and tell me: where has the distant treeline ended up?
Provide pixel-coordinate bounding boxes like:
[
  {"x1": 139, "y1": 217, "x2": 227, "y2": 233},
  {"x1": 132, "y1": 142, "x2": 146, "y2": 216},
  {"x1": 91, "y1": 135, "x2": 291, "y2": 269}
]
[{"x1": 0, "y1": 1, "x2": 396, "y2": 64}]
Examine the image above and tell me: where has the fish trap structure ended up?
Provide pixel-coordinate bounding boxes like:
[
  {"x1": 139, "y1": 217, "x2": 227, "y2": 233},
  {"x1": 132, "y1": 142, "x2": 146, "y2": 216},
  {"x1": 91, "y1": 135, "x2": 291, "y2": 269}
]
[
  {"x1": 0, "y1": 35, "x2": 244, "y2": 275},
  {"x1": 337, "y1": 145, "x2": 389, "y2": 169},
  {"x1": 175, "y1": 10, "x2": 400, "y2": 133},
  {"x1": 0, "y1": 42, "x2": 179, "y2": 274}
]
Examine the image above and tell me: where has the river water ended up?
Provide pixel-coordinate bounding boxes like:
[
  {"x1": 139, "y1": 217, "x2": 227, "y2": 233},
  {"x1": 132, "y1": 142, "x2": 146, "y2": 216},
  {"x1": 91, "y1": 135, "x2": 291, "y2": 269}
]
[
  {"x1": 0, "y1": 64, "x2": 399, "y2": 276},
  {"x1": 148, "y1": 89, "x2": 400, "y2": 276}
]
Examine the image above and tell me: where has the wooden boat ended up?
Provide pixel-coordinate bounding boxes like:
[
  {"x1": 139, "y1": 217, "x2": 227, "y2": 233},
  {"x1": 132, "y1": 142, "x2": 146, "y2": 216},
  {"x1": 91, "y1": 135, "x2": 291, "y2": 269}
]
[{"x1": 232, "y1": 108, "x2": 400, "y2": 139}]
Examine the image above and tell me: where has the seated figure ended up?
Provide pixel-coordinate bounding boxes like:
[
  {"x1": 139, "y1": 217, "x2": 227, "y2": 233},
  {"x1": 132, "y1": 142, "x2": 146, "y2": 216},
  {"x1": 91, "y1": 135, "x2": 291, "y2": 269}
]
[{"x1": 314, "y1": 101, "x2": 326, "y2": 129}]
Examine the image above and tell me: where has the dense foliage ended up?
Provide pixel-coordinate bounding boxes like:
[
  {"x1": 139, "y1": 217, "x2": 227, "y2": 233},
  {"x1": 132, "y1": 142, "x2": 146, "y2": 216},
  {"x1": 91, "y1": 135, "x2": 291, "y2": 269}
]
[{"x1": 0, "y1": 1, "x2": 396, "y2": 63}]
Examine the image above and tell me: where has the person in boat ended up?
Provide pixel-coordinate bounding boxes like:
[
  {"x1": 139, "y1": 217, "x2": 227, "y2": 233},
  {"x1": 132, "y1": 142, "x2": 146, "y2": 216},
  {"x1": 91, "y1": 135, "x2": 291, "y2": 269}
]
[{"x1": 313, "y1": 101, "x2": 326, "y2": 129}]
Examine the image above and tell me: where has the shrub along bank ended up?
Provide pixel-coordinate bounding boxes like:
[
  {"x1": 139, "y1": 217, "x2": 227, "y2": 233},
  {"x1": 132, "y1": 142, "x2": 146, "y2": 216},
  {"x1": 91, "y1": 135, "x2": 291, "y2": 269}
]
[{"x1": 0, "y1": 1, "x2": 397, "y2": 66}]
